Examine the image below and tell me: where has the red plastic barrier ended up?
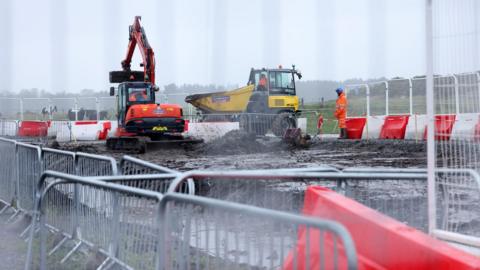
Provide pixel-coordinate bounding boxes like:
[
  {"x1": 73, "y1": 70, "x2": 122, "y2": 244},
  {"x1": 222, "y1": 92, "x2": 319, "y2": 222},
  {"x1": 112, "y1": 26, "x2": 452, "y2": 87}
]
[
  {"x1": 423, "y1": 114, "x2": 456, "y2": 141},
  {"x1": 379, "y1": 115, "x2": 409, "y2": 139},
  {"x1": 18, "y1": 121, "x2": 48, "y2": 137},
  {"x1": 75, "y1": 121, "x2": 98, "y2": 125},
  {"x1": 98, "y1": 122, "x2": 112, "y2": 140},
  {"x1": 345, "y1": 117, "x2": 366, "y2": 139},
  {"x1": 184, "y1": 120, "x2": 189, "y2": 132},
  {"x1": 283, "y1": 186, "x2": 480, "y2": 270}
]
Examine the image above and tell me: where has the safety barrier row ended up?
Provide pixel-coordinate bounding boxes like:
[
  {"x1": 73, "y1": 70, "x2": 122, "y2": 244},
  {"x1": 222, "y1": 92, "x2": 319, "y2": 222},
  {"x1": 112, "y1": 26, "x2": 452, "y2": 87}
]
[
  {"x1": 25, "y1": 171, "x2": 358, "y2": 270},
  {"x1": 167, "y1": 169, "x2": 431, "y2": 232},
  {"x1": 25, "y1": 168, "x2": 480, "y2": 269},
  {"x1": 342, "y1": 113, "x2": 474, "y2": 140},
  {"x1": 0, "y1": 137, "x2": 185, "y2": 218}
]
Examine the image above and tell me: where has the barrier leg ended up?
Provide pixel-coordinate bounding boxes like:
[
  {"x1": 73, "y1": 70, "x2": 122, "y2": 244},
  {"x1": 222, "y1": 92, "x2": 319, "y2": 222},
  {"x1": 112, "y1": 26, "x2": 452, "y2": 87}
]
[
  {"x1": 48, "y1": 235, "x2": 69, "y2": 256},
  {"x1": 0, "y1": 204, "x2": 9, "y2": 215},
  {"x1": 60, "y1": 241, "x2": 82, "y2": 264},
  {"x1": 5, "y1": 210, "x2": 20, "y2": 223},
  {"x1": 19, "y1": 224, "x2": 31, "y2": 238}
]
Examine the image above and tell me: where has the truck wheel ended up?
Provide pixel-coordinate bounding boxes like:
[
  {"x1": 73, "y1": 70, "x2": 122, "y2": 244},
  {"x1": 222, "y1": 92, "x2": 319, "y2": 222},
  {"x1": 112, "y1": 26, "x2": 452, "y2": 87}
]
[{"x1": 272, "y1": 112, "x2": 296, "y2": 137}]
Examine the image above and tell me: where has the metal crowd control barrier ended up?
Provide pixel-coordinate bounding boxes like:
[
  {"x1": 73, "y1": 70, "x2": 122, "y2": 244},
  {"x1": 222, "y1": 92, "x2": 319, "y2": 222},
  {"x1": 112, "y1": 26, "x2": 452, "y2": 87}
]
[
  {"x1": 95, "y1": 174, "x2": 190, "y2": 195},
  {"x1": 0, "y1": 138, "x2": 17, "y2": 211},
  {"x1": 168, "y1": 170, "x2": 430, "y2": 232},
  {"x1": 432, "y1": 169, "x2": 480, "y2": 248},
  {"x1": 120, "y1": 155, "x2": 179, "y2": 175},
  {"x1": 42, "y1": 148, "x2": 76, "y2": 174},
  {"x1": 26, "y1": 171, "x2": 164, "y2": 270},
  {"x1": 159, "y1": 193, "x2": 358, "y2": 270},
  {"x1": 26, "y1": 171, "x2": 358, "y2": 270},
  {"x1": 16, "y1": 142, "x2": 42, "y2": 214},
  {"x1": 75, "y1": 152, "x2": 118, "y2": 176},
  {"x1": 0, "y1": 119, "x2": 19, "y2": 137}
]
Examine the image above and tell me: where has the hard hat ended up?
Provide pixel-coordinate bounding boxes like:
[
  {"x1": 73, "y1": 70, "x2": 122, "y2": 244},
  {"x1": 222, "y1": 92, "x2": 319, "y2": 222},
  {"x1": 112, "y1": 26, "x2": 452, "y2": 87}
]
[{"x1": 335, "y1": 87, "x2": 344, "y2": 94}]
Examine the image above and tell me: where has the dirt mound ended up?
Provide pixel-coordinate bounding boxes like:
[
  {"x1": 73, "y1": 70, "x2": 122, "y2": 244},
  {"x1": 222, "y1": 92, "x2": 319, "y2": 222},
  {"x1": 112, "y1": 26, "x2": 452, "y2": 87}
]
[{"x1": 195, "y1": 130, "x2": 282, "y2": 155}]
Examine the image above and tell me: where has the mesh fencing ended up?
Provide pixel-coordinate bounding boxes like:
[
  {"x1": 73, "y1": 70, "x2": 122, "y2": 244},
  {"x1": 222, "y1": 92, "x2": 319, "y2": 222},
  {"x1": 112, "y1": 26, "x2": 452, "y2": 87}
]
[
  {"x1": 387, "y1": 79, "x2": 411, "y2": 115},
  {"x1": 0, "y1": 97, "x2": 21, "y2": 119},
  {"x1": 345, "y1": 85, "x2": 368, "y2": 117},
  {"x1": 22, "y1": 98, "x2": 51, "y2": 120},
  {"x1": 50, "y1": 98, "x2": 76, "y2": 120},
  {"x1": 0, "y1": 138, "x2": 17, "y2": 207},
  {"x1": 98, "y1": 97, "x2": 116, "y2": 120},
  {"x1": 161, "y1": 193, "x2": 357, "y2": 270},
  {"x1": 168, "y1": 170, "x2": 429, "y2": 232},
  {"x1": 429, "y1": 0, "x2": 480, "y2": 247},
  {"x1": 16, "y1": 143, "x2": 42, "y2": 213},
  {"x1": 26, "y1": 172, "x2": 163, "y2": 270}
]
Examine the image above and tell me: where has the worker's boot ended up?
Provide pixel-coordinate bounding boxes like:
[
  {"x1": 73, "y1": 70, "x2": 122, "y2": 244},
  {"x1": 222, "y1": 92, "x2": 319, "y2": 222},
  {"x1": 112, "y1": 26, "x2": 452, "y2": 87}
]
[
  {"x1": 342, "y1": 128, "x2": 348, "y2": 139},
  {"x1": 338, "y1": 128, "x2": 347, "y2": 139}
]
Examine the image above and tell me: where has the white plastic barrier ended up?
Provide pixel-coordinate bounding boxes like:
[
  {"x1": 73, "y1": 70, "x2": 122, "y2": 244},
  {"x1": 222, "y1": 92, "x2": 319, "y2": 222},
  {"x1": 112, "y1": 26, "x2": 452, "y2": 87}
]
[
  {"x1": 451, "y1": 113, "x2": 478, "y2": 138},
  {"x1": 185, "y1": 122, "x2": 239, "y2": 142},
  {"x1": 363, "y1": 115, "x2": 385, "y2": 139},
  {"x1": 405, "y1": 114, "x2": 427, "y2": 140},
  {"x1": 297, "y1": 118, "x2": 307, "y2": 132}
]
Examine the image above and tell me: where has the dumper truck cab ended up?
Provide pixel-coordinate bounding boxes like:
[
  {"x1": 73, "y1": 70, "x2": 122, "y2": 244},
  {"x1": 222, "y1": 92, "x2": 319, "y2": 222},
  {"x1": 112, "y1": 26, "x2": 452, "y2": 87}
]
[
  {"x1": 185, "y1": 65, "x2": 302, "y2": 136},
  {"x1": 246, "y1": 67, "x2": 301, "y2": 114}
]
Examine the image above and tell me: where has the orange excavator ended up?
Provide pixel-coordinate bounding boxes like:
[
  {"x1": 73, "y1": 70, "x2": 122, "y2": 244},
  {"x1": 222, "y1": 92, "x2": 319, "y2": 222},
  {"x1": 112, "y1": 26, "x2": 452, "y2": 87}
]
[{"x1": 107, "y1": 16, "x2": 200, "y2": 153}]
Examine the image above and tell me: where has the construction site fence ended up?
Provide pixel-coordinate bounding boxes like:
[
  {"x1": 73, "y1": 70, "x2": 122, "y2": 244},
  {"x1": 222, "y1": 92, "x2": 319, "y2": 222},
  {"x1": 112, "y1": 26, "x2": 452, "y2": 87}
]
[
  {"x1": 345, "y1": 72, "x2": 480, "y2": 117},
  {"x1": 0, "y1": 96, "x2": 116, "y2": 121},
  {"x1": 167, "y1": 170, "x2": 431, "y2": 232},
  {"x1": 26, "y1": 171, "x2": 358, "y2": 270},
  {"x1": 0, "y1": 137, "x2": 185, "y2": 217}
]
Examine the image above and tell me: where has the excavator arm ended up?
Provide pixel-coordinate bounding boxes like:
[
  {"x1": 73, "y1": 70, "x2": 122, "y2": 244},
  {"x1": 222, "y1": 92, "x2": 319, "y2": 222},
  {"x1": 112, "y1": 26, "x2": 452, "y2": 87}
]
[{"x1": 110, "y1": 16, "x2": 156, "y2": 84}]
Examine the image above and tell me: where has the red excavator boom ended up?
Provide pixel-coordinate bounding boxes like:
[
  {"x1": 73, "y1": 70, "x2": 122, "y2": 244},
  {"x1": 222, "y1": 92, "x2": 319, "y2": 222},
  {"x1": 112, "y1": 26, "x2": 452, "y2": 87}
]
[{"x1": 109, "y1": 16, "x2": 156, "y2": 84}]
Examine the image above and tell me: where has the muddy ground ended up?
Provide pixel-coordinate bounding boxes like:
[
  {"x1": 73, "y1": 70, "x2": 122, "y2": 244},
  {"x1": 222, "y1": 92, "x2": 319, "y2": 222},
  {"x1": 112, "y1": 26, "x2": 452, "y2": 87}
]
[{"x1": 56, "y1": 130, "x2": 427, "y2": 171}]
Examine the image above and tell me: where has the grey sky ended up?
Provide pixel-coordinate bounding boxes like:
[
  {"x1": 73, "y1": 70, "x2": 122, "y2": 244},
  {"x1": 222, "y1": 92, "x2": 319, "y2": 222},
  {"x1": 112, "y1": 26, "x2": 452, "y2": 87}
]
[{"x1": 1, "y1": 0, "x2": 426, "y2": 93}]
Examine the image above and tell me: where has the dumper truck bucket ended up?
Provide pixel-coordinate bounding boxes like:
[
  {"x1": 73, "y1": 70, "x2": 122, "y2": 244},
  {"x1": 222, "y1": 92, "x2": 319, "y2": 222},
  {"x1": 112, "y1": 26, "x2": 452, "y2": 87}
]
[{"x1": 185, "y1": 84, "x2": 255, "y2": 113}]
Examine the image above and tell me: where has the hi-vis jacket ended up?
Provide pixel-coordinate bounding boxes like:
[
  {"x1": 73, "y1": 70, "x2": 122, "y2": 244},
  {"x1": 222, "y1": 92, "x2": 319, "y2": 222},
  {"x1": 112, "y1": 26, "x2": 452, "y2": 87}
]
[{"x1": 334, "y1": 93, "x2": 347, "y2": 128}]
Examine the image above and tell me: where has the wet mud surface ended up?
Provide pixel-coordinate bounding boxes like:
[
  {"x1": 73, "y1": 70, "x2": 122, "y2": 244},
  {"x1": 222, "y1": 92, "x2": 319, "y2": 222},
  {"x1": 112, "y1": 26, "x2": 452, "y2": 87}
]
[{"x1": 56, "y1": 131, "x2": 427, "y2": 171}]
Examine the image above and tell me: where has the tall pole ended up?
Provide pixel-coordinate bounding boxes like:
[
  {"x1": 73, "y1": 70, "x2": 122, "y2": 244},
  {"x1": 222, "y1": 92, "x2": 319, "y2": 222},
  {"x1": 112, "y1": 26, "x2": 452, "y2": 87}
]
[
  {"x1": 426, "y1": 0, "x2": 436, "y2": 235},
  {"x1": 0, "y1": 0, "x2": 12, "y2": 94},
  {"x1": 51, "y1": 0, "x2": 68, "y2": 93}
]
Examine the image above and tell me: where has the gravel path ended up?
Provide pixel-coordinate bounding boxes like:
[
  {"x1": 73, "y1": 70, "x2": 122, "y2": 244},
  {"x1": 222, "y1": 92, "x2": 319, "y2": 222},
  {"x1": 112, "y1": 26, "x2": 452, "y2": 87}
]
[{"x1": 0, "y1": 208, "x2": 28, "y2": 270}]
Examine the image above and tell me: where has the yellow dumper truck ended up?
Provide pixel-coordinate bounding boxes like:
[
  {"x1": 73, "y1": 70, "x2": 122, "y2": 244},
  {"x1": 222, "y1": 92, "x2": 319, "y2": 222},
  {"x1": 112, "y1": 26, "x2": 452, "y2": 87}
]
[{"x1": 185, "y1": 66, "x2": 302, "y2": 136}]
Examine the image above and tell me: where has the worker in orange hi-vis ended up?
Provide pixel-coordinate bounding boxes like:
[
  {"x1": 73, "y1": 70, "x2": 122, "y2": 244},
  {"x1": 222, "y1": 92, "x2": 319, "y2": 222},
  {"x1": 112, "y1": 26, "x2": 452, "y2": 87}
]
[
  {"x1": 334, "y1": 87, "x2": 348, "y2": 139},
  {"x1": 258, "y1": 74, "x2": 268, "y2": 91},
  {"x1": 129, "y1": 89, "x2": 148, "y2": 102}
]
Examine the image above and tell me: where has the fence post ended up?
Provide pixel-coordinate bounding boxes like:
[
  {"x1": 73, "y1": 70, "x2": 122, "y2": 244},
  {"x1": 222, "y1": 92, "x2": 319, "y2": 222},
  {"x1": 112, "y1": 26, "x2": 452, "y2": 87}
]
[
  {"x1": 74, "y1": 98, "x2": 78, "y2": 121},
  {"x1": 384, "y1": 81, "x2": 389, "y2": 115},
  {"x1": 95, "y1": 97, "x2": 100, "y2": 120},
  {"x1": 476, "y1": 72, "x2": 480, "y2": 112},
  {"x1": 20, "y1": 98, "x2": 24, "y2": 121},
  {"x1": 365, "y1": 84, "x2": 370, "y2": 139},
  {"x1": 409, "y1": 78, "x2": 413, "y2": 115},
  {"x1": 425, "y1": 0, "x2": 436, "y2": 236},
  {"x1": 453, "y1": 74, "x2": 460, "y2": 114}
]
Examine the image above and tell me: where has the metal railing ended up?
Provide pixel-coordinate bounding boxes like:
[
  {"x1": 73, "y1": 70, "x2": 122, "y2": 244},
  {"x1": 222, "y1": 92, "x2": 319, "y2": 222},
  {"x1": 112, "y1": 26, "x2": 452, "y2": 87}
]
[
  {"x1": 120, "y1": 155, "x2": 179, "y2": 175},
  {"x1": 26, "y1": 171, "x2": 358, "y2": 270},
  {"x1": 160, "y1": 192, "x2": 358, "y2": 270},
  {"x1": 26, "y1": 171, "x2": 164, "y2": 270},
  {"x1": 0, "y1": 96, "x2": 116, "y2": 121},
  {"x1": 0, "y1": 138, "x2": 17, "y2": 210},
  {"x1": 168, "y1": 170, "x2": 430, "y2": 232}
]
